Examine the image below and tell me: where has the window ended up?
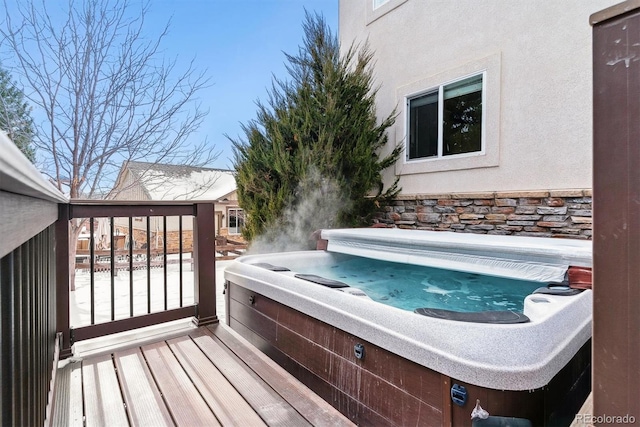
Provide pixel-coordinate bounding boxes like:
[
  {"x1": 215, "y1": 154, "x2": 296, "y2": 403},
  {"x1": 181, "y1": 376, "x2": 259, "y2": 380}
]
[
  {"x1": 407, "y1": 73, "x2": 484, "y2": 161},
  {"x1": 396, "y1": 53, "x2": 500, "y2": 175},
  {"x1": 366, "y1": 0, "x2": 407, "y2": 24},
  {"x1": 228, "y1": 208, "x2": 244, "y2": 235},
  {"x1": 373, "y1": 0, "x2": 390, "y2": 9}
]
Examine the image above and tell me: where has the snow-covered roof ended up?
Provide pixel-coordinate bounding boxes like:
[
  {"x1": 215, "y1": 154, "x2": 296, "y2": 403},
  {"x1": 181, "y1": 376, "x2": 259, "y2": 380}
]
[{"x1": 124, "y1": 161, "x2": 236, "y2": 201}]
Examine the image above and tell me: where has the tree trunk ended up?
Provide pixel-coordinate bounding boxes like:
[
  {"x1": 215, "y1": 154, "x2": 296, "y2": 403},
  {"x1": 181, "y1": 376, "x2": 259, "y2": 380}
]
[{"x1": 68, "y1": 220, "x2": 84, "y2": 292}]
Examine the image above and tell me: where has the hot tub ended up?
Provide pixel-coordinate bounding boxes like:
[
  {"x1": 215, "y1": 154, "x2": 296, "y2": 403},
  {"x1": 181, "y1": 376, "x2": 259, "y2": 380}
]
[{"x1": 224, "y1": 228, "x2": 592, "y2": 426}]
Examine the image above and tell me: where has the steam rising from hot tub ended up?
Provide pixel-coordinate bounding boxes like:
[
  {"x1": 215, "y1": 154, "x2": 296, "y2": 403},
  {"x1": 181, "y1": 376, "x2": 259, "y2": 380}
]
[{"x1": 247, "y1": 168, "x2": 350, "y2": 254}]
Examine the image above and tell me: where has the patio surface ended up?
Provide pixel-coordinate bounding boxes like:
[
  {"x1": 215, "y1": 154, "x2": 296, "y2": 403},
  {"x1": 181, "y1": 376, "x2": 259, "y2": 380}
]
[{"x1": 51, "y1": 323, "x2": 353, "y2": 427}]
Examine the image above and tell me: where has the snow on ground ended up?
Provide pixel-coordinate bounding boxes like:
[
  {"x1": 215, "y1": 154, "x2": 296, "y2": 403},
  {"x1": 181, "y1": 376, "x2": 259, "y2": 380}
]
[{"x1": 70, "y1": 259, "x2": 232, "y2": 328}]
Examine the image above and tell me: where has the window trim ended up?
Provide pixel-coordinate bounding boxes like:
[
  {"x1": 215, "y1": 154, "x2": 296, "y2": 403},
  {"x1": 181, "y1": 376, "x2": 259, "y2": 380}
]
[
  {"x1": 395, "y1": 53, "x2": 501, "y2": 176},
  {"x1": 406, "y1": 71, "x2": 487, "y2": 162}
]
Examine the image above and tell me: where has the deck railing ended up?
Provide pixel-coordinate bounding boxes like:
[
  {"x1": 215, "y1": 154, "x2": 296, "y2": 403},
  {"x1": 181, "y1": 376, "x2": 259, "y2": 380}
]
[
  {"x1": 0, "y1": 223, "x2": 58, "y2": 426},
  {"x1": 1, "y1": 198, "x2": 220, "y2": 424},
  {"x1": 0, "y1": 131, "x2": 226, "y2": 425},
  {"x1": 56, "y1": 200, "x2": 219, "y2": 357},
  {"x1": 2, "y1": 197, "x2": 221, "y2": 425},
  {"x1": 0, "y1": 132, "x2": 68, "y2": 426}
]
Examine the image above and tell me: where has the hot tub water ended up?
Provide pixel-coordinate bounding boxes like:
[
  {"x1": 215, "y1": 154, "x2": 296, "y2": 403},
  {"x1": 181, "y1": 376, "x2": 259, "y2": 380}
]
[{"x1": 300, "y1": 254, "x2": 544, "y2": 312}]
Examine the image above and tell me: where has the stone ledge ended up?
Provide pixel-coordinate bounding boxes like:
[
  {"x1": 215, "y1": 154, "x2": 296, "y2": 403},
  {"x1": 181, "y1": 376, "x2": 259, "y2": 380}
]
[
  {"x1": 549, "y1": 189, "x2": 586, "y2": 197},
  {"x1": 495, "y1": 191, "x2": 550, "y2": 198},
  {"x1": 395, "y1": 193, "x2": 453, "y2": 201},
  {"x1": 397, "y1": 189, "x2": 591, "y2": 200},
  {"x1": 393, "y1": 194, "x2": 420, "y2": 201},
  {"x1": 451, "y1": 192, "x2": 495, "y2": 199}
]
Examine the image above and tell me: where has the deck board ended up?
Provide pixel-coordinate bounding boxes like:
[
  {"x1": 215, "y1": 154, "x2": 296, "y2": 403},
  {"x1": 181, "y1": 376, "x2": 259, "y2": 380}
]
[
  {"x1": 141, "y1": 341, "x2": 221, "y2": 426},
  {"x1": 113, "y1": 347, "x2": 174, "y2": 427},
  {"x1": 206, "y1": 324, "x2": 355, "y2": 427},
  {"x1": 167, "y1": 335, "x2": 268, "y2": 426},
  {"x1": 55, "y1": 323, "x2": 353, "y2": 427},
  {"x1": 51, "y1": 360, "x2": 70, "y2": 427},
  {"x1": 82, "y1": 354, "x2": 130, "y2": 427},
  {"x1": 51, "y1": 360, "x2": 85, "y2": 427},
  {"x1": 190, "y1": 328, "x2": 312, "y2": 426},
  {"x1": 68, "y1": 362, "x2": 84, "y2": 427}
]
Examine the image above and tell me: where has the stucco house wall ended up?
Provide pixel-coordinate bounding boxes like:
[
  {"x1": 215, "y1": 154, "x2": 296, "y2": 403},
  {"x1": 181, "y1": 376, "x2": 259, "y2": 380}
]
[
  {"x1": 340, "y1": 0, "x2": 615, "y2": 194},
  {"x1": 339, "y1": 0, "x2": 616, "y2": 238}
]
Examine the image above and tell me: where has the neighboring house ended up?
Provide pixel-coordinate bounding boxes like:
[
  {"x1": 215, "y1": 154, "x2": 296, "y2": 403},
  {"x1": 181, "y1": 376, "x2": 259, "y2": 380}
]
[
  {"x1": 110, "y1": 161, "x2": 244, "y2": 252},
  {"x1": 339, "y1": 0, "x2": 617, "y2": 239}
]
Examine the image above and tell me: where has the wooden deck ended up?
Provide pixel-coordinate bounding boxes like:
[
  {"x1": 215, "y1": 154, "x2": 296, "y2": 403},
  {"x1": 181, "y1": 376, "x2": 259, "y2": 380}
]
[{"x1": 51, "y1": 323, "x2": 353, "y2": 427}]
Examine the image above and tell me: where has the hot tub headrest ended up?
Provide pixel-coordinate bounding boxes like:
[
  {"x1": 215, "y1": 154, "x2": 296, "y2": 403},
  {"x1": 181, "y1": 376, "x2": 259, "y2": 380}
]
[
  {"x1": 294, "y1": 274, "x2": 350, "y2": 288},
  {"x1": 533, "y1": 284, "x2": 583, "y2": 296},
  {"x1": 251, "y1": 262, "x2": 291, "y2": 272},
  {"x1": 414, "y1": 308, "x2": 530, "y2": 324}
]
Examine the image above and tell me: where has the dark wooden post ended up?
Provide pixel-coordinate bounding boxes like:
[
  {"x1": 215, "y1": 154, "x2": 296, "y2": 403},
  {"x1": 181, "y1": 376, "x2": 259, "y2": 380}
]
[
  {"x1": 192, "y1": 202, "x2": 218, "y2": 326},
  {"x1": 592, "y1": 2, "x2": 640, "y2": 421},
  {"x1": 55, "y1": 203, "x2": 73, "y2": 358}
]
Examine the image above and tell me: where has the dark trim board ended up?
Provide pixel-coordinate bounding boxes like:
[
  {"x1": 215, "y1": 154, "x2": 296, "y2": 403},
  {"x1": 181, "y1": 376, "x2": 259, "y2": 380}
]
[
  {"x1": 71, "y1": 306, "x2": 198, "y2": 343},
  {"x1": 592, "y1": 3, "x2": 640, "y2": 419},
  {"x1": 227, "y1": 281, "x2": 591, "y2": 426}
]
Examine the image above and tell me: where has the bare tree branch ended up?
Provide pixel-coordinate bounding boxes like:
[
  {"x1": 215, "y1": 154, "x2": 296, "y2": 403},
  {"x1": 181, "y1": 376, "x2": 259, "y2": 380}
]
[
  {"x1": 1, "y1": 0, "x2": 221, "y2": 290},
  {"x1": 1, "y1": 0, "x2": 218, "y2": 199}
]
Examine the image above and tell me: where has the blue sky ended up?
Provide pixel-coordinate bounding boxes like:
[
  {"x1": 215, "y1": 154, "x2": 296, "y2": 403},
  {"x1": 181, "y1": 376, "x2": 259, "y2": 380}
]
[
  {"x1": 146, "y1": 1, "x2": 340, "y2": 169},
  {"x1": 2, "y1": 0, "x2": 339, "y2": 170}
]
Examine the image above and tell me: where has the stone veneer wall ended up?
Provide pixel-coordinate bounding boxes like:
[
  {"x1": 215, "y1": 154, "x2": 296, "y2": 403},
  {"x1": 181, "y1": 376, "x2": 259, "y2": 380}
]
[{"x1": 373, "y1": 189, "x2": 592, "y2": 240}]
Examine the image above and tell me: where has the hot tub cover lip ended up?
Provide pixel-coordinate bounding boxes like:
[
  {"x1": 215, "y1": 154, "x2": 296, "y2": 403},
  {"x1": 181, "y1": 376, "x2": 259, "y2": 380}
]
[
  {"x1": 321, "y1": 228, "x2": 592, "y2": 283},
  {"x1": 321, "y1": 228, "x2": 592, "y2": 265}
]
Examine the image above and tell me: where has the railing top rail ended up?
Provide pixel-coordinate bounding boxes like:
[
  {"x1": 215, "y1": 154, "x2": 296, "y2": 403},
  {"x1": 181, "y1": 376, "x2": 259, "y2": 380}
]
[
  {"x1": 69, "y1": 199, "x2": 219, "y2": 206},
  {"x1": 69, "y1": 203, "x2": 196, "y2": 218},
  {"x1": 68, "y1": 200, "x2": 217, "y2": 218}
]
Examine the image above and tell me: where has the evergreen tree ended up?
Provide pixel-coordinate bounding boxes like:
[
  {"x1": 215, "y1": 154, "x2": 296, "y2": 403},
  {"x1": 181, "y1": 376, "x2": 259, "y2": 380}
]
[
  {"x1": 0, "y1": 66, "x2": 35, "y2": 162},
  {"x1": 231, "y1": 12, "x2": 401, "y2": 246}
]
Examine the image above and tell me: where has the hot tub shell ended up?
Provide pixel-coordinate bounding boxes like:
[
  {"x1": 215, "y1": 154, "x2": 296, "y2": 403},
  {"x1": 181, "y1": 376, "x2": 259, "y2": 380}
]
[{"x1": 224, "y1": 229, "x2": 592, "y2": 425}]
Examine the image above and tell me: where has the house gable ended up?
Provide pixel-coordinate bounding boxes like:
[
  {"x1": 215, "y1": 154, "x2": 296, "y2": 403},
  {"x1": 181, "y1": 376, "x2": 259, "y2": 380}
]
[{"x1": 112, "y1": 161, "x2": 236, "y2": 202}]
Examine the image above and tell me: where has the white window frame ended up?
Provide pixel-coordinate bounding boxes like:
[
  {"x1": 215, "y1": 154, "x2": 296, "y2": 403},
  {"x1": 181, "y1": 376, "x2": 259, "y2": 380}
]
[
  {"x1": 227, "y1": 208, "x2": 244, "y2": 235},
  {"x1": 373, "y1": 0, "x2": 390, "y2": 10},
  {"x1": 406, "y1": 72, "x2": 486, "y2": 162},
  {"x1": 366, "y1": 0, "x2": 407, "y2": 25},
  {"x1": 395, "y1": 53, "x2": 501, "y2": 175}
]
